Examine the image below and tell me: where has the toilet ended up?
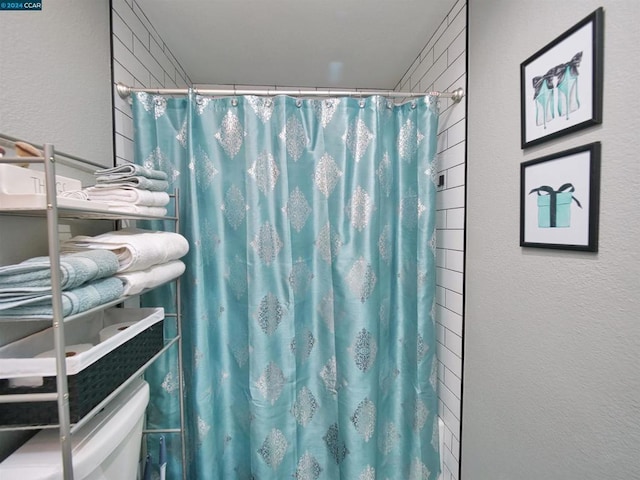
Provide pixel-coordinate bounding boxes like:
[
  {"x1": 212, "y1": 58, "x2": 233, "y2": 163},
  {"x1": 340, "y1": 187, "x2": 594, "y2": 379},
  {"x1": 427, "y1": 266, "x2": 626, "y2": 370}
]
[{"x1": 0, "y1": 378, "x2": 149, "y2": 480}]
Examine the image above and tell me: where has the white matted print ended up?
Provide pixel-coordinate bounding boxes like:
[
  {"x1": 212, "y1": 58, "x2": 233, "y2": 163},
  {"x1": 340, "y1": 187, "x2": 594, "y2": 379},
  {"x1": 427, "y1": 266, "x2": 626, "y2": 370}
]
[
  {"x1": 520, "y1": 8, "x2": 603, "y2": 148},
  {"x1": 521, "y1": 142, "x2": 600, "y2": 251}
]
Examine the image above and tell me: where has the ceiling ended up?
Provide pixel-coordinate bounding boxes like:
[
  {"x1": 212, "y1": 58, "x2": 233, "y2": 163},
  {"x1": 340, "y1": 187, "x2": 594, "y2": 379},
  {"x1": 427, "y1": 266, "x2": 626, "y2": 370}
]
[{"x1": 136, "y1": 0, "x2": 457, "y2": 90}]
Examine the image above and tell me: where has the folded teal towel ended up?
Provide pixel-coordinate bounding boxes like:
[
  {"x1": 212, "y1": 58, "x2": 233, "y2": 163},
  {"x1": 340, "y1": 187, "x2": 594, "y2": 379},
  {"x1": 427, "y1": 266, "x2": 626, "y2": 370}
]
[
  {"x1": 93, "y1": 176, "x2": 169, "y2": 192},
  {"x1": 0, "y1": 277, "x2": 124, "y2": 318},
  {"x1": 95, "y1": 163, "x2": 168, "y2": 181},
  {"x1": 0, "y1": 250, "x2": 119, "y2": 293}
]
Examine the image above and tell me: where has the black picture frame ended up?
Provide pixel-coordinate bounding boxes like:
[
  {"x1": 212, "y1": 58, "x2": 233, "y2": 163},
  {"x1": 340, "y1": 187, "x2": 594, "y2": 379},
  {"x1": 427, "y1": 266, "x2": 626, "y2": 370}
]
[
  {"x1": 520, "y1": 142, "x2": 600, "y2": 251},
  {"x1": 520, "y1": 7, "x2": 604, "y2": 149}
]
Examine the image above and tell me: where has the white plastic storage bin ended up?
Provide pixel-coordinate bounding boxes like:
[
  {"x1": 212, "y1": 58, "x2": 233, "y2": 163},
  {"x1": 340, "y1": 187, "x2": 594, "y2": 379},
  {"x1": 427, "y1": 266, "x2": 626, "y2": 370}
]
[
  {"x1": 0, "y1": 163, "x2": 86, "y2": 209},
  {"x1": 0, "y1": 307, "x2": 164, "y2": 426}
]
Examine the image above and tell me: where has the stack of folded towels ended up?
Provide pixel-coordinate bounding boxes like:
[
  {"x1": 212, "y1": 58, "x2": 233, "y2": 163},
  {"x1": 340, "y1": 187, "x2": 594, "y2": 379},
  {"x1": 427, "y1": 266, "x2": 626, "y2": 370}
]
[
  {"x1": 60, "y1": 228, "x2": 189, "y2": 296},
  {"x1": 0, "y1": 250, "x2": 124, "y2": 318},
  {"x1": 62, "y1": 164, "x2": 170, "y2": 217},
  {"x1": 0, "y1": 228, "x2": 189, "y2": 318}
]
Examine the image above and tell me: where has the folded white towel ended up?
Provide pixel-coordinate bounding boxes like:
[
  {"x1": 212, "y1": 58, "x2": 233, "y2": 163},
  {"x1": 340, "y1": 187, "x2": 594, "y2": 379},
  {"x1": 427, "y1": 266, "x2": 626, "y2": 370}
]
[
  {"x1": 105, "y1": 204, "x2": 167, "y2": 217},
  {"x1": 83, "y1": 186, "x2": 170, "y2": 207},
  {"x1": 117, "y1": 260, "x2": 185, "y2": 295},
  {"x1": 60, "y1": 228, "x2": 189, "y2": 273},
  {"x1": 59, "y1": 190, "x2": 90, "y2": 200}
]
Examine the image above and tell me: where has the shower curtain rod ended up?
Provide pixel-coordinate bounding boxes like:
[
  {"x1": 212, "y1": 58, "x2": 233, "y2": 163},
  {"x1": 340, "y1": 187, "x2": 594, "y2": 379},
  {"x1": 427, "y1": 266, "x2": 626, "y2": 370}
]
[{"x1": 116, "y1": 82, "x2": 465, "y2": 103}]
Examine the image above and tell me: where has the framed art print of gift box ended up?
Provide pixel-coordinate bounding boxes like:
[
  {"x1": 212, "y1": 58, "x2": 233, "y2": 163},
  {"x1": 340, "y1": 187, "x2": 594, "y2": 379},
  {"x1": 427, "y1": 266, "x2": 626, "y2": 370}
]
[
  {"x1": 520, "y1": 7, "x2": 604, "y2": 149},
  {"x1": 520, "y1": 142, "x2": 601, "y2": 251}
]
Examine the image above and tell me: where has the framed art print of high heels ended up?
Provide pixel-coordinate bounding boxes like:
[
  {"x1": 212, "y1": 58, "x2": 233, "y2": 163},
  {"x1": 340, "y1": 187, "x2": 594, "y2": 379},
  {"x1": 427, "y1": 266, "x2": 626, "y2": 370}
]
[
  {"x1": 533, "y1": 69, "x2": 556, "y2": 129},
  {"x1": 520, "y1": 8, "x2": 603, "y2": 149},
  {"x1": 556, "y1": 52, "x2": 583, "y2": 120}
]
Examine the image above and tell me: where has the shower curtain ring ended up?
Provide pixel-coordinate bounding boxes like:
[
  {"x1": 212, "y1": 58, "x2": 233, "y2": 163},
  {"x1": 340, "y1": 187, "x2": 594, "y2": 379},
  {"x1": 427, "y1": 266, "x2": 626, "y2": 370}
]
[
  {"x1": 385, "y1": 90, "x2": 393, "y2": 109},
  {"x1": 231, "y1": 87, "x2": 238, "y2": 107}
]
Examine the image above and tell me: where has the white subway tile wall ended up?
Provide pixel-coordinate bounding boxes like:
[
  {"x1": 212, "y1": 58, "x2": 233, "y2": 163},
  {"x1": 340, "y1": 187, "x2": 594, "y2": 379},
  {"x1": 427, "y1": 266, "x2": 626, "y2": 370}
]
[
  {"x1": 395, "y1": 1, "x2": 466, "y2": 479},
  {"x1": 111, "y1": 0, "x2": 191, "y2": 165},
  {"x1": 112, "y1": 2, "x2": 465, "y2": 478}
]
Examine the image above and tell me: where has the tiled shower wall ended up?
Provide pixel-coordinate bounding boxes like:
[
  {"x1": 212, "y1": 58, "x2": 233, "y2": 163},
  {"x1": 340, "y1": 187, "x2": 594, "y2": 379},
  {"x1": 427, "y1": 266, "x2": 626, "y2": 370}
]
[
  {"x1": 111, "y1": 0, "x2": 191, "y2": 164},
  {"x1": 396, "y1": 1, "x2": 466, "y2": 479},
  {"x1": 112, "y1": 1, "x2": 466, "y2": 478}
]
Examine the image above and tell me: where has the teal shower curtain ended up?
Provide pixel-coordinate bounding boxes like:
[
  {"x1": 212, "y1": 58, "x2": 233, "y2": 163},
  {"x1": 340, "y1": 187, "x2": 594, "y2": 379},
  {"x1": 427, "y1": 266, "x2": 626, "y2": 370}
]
[{"x1": 133, "y1": 92, "x2": 440, "y2": 480}]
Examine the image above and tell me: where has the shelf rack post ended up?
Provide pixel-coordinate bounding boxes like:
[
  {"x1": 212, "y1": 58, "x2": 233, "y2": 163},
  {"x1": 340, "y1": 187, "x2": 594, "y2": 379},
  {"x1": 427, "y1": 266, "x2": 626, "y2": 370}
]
[
  {"x1": 175, "y1": 188, "x2": 188, "y2": 480},
  {"x1": 43, "y1": 143, "x2": 74, "y2": 480}
]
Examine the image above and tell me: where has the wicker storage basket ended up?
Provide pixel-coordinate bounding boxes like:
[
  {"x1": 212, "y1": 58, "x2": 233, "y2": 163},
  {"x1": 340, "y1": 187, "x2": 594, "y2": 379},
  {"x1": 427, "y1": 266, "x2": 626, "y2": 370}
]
[{"x1": 0, "y1": 307, "x2": 164, "y2": 426}]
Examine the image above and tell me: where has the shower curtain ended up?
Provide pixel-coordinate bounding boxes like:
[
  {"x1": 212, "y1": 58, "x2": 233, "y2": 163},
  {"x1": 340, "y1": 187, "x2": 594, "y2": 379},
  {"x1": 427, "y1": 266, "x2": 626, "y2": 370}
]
[{"x1": 133, "y1": 92, "x2": 440, "y2": 480}]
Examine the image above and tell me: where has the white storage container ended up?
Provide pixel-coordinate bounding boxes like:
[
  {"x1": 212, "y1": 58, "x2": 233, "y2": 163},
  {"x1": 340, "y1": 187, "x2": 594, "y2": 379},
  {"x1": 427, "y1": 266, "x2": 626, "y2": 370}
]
[{"x1": 0, "y1": 163, "x2": 86, "y2": 209}]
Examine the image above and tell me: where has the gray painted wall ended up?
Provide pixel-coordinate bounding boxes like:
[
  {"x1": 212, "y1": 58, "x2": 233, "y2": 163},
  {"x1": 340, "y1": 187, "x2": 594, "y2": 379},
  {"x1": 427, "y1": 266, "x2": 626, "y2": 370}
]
[
  {"x1": 0, "y1": 0, "x2": 113, "y2": 165},
  {"x1": 463, "y1": 1, "x2": 639, "y2": 479}
]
